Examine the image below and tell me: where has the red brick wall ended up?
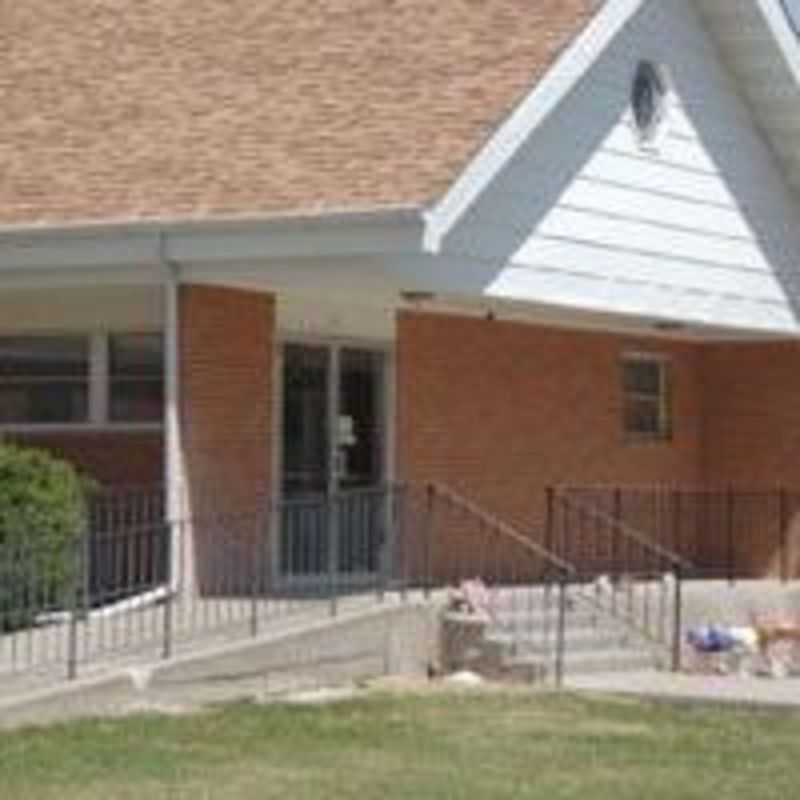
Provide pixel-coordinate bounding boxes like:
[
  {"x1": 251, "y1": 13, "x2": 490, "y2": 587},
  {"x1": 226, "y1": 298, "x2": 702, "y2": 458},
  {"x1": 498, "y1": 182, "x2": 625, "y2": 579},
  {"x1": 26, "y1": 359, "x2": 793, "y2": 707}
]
[
  {"x1": 703, "y1": 341, "x2": 800, "y2": 488},
  {"x1": 180, "y1": 285, "x2": 274, "y2": 592},
  {"x1": 181, "y1": 284, "x2": 274, "y2": 513},
  {"x1": 4, "y1": 431, "x2": 163, "y2": 487},
  {"x1": 397, "y1": 311, "x2": 705, "y2": 534},
  {"x1": 702, "y1": 341, "x2": 800, "y2": 577}
]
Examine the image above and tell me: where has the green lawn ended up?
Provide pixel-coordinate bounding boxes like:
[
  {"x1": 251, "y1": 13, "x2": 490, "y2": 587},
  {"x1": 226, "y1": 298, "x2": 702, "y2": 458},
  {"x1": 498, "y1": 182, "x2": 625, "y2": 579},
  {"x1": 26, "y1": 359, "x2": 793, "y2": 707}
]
[{"x1": 2, "y1": 690, "x2": 800, "y2": 799}]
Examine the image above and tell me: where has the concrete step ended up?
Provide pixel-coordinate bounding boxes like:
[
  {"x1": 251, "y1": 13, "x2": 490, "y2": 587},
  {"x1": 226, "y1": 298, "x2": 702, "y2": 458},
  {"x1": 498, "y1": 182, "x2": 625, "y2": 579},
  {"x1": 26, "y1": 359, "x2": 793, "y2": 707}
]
[
  {"x1": 561, "y1": 647, "x2": 658, "y2": 675},
  {"x1": 493, "y1": 605, "x2": 655, "y2": 634},
  {"x1": 493, "y1": 609, "x2": 625, "y2": 630},
  {"x1": 490, "y1": 588, "x2": 591, "y2": 614},
  {"x1": 507, "y1": 647, "x2": 657, "y2": 677},
  {"x1": 486, "y1": 625, "x2": 640, "y2": 655}
]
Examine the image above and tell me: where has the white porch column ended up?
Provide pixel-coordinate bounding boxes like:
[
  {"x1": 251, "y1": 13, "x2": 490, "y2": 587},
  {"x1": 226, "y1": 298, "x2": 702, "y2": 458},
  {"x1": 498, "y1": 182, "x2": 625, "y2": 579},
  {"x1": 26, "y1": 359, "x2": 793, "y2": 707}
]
[{"x1": 164, "y1": 259, "x2": 192, "y2": 593}]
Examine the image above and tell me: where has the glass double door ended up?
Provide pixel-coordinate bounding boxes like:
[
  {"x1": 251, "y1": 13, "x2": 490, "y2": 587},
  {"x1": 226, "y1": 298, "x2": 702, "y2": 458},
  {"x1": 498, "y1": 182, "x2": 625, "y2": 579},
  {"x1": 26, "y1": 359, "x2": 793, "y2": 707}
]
[{"x1": 280, "y1": 342, "x2": 387, "y2": 581}]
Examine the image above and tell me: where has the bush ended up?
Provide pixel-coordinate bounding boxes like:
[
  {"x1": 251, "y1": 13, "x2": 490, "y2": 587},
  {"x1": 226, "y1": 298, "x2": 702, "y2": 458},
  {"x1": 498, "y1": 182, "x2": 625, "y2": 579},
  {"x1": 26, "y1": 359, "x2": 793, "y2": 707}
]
[{"x1": 0, "y1": 445, "x2": 89, "y2": 630}]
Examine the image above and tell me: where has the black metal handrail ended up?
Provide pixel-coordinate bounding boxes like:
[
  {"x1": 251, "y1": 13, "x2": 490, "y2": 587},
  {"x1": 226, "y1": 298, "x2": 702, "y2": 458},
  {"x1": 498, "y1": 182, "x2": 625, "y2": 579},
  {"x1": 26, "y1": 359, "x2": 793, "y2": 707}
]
[
  {"x1": 554, "y1": 492, "x2": 693, "y2": 573},
  {"x1": 424, "y1": 483, "x2": 579, "y2": 686},
  {"x1": 428, "y1": 483, "x2": 576, "y2": 579},
  {"x1": 550, "y1": 488, "x2": 688, "y2": 671},
  {"x1": 559, "y1": 484, "x2": 800, "y2": 582}
]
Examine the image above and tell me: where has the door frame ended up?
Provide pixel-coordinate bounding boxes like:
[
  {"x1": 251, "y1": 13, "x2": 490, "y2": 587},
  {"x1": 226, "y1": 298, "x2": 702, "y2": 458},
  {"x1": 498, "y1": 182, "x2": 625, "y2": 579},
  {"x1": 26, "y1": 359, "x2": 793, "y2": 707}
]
[{"x1": 271, "y1": 334, "x2": 396, "y2": 585}]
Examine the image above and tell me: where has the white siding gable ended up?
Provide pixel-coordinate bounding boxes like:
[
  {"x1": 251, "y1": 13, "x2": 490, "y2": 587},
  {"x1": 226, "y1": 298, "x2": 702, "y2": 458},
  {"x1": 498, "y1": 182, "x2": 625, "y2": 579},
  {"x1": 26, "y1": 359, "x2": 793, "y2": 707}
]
[{"x1": 429, "y1": 0, "x2": 800, "y2": 335}]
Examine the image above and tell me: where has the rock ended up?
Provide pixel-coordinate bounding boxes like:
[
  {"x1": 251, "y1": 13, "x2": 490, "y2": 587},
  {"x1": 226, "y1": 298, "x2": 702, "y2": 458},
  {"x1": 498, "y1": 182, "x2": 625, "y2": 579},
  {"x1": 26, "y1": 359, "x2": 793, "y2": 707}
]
[{"x1": 444, "y1": 670, "x2": 485, "y2": 688}]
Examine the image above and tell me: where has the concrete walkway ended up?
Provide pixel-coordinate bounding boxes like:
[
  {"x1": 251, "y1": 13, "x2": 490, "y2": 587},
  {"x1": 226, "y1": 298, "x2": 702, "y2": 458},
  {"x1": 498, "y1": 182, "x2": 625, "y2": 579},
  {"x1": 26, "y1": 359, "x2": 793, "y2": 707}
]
[
  {"x1": 0, "y1": 598, "x2": 437, "y2": 731},
  {"x1": 567, "y1": 670, "x2": 800, "y2": 710}
]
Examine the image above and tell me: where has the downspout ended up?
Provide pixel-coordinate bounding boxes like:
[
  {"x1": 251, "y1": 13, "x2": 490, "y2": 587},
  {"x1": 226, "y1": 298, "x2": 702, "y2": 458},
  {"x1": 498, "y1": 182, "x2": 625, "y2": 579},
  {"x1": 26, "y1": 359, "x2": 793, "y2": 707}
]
[{"x1": 159, "y1": 231, "x2": 189, "y2": 594}]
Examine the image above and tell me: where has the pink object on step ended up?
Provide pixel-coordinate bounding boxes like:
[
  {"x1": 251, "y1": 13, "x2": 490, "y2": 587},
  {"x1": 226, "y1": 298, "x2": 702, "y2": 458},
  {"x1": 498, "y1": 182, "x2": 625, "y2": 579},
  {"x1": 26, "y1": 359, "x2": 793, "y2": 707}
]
[{"x1": 459, "y1": 578, "x2": 494, "y2": 619}]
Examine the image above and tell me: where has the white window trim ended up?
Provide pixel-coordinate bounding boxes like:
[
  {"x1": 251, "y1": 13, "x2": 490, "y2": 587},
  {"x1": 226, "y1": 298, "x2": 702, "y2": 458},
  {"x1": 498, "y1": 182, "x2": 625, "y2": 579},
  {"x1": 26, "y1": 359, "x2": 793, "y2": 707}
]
[
  {"x1": 90, "y1": 332, "x2": 109, "y2": 425},
  {"x1": 0, "y1": 330, "x2": 164, "y2": 433}
]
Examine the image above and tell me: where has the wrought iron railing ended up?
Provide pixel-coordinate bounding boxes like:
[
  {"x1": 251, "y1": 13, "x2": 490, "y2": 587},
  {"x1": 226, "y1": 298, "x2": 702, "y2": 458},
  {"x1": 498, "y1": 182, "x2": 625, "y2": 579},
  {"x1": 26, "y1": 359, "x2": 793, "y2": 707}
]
[
  {"x1": 423, "y1": 483, "x2": 576, "y2": 685},
  {"x1": 0, "y1": 484, "x2": 412, "y2": 684},
  {"x1": 549, "y1": 488, "x2": 692, "y2": 670},
  {"x1": 559, "y1": 485, "x2": 800, "y2": 582},
  {"x1": 0, "y1": 479, "x2": 707, "y2": 690}
]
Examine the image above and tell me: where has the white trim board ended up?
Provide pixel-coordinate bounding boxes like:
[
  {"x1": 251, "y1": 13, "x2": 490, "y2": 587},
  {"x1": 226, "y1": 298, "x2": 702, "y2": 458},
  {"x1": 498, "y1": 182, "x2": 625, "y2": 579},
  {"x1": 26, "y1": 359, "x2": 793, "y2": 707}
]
[
  {"x1": 0, "y1": 208, "x2": 425, "y2": 275},
  {"x1": 758, "y1": 0, "x2": 800, "y2": 88},
  {"x1": 277, "y1": 293, "x2": 397, "y2": 343},
  {"x1": 0, "y1": 286, "x2": 164, "y2": 332}
]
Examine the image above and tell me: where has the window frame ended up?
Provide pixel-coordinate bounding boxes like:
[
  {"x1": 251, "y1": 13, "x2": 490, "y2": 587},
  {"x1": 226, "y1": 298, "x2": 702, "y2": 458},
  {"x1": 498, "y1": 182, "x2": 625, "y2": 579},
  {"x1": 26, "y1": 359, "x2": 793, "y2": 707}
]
[
  {"x1": 0, "y1": 330, "x2": 164, "y2": 433},
  {"x1": 621, "y1": 352, "x2": 673, "y2": 444}
]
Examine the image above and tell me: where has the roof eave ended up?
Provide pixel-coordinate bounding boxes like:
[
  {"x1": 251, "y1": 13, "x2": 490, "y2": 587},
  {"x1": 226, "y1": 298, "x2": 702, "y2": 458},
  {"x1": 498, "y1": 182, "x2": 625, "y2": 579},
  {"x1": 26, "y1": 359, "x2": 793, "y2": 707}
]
[{"x1": 0, "y1": 204, "x2": 428, "y2": 275}]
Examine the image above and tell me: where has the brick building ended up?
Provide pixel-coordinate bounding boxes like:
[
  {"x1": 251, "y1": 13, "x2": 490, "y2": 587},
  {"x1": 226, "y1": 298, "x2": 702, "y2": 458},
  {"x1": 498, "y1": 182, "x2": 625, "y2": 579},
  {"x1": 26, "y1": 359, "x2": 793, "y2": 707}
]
[{"x1": 3, "y1": 0, "x2": 800, "y2": 582}]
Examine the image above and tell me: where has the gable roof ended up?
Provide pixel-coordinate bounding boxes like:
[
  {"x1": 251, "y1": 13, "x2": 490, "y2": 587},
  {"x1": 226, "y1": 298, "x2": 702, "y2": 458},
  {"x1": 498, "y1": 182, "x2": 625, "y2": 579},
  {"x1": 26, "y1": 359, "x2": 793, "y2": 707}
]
[{"x1": 0, "y1": 0, "x2": 599, "y2": 227}]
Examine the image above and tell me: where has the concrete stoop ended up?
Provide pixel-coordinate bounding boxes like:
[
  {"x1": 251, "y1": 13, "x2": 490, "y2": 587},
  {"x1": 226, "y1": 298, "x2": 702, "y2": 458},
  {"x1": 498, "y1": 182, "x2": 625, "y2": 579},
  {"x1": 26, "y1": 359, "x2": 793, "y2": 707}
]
[{"x1": 0, "y1": 600, "x2": 439, "y2": 731}]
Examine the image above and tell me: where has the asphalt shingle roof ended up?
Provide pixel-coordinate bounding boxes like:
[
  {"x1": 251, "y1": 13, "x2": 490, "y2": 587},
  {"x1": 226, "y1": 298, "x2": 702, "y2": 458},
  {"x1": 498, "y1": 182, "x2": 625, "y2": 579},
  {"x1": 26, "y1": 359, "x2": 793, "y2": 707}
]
[{"x1": 0, "y1": 0, "x2": 599, "y2": 225}]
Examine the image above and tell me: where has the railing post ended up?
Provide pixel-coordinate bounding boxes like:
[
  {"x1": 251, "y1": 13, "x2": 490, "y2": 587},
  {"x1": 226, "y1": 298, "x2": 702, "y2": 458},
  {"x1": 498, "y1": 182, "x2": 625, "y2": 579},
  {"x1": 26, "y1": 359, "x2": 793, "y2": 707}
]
[
  {"x1": 555, "y1": 574, "x2": 568, "y2": 688},
  {"x1": 162, "y1": 585, "x2": 174, "y2": 660},
  {"x1": 398, "y1": 485, "x2": 409, "y2": 603},
  {"x1": 671, "y1": 489, "x2": 681, "y2": 561},
  {"x1": 779, "y1": 487, "x2": 789, "y2": 584},
  {"x1": 377, "y1": 489, "x2": 388, "y2": 603},
  {"x1": 671, "y1": 564, "x2": 683, "y2": 673},
  {"x1": 726, "y1": 487, "x2": 735, "y2": 586},
  {"x1": 328, "y1": 494, "x2": 339, "y2": 618},
  {"x1": 250, "y1": 507, "x2": 263, "y2": 639},
  {"x1": 424, "y1": 485, "x2": 435, "y2": 600},
  {"x1": 162, "y1": 519, "x2": 175, "y2": 660},
  {"x1": 545, "y1": 486, "x2": 555, "y2": 557},
  {"x1": 67, "y1": 529, "x2": 88, "y2": 681},
  {"x1": 612, "y1": 488, "x2": 622, "y2": 583}
]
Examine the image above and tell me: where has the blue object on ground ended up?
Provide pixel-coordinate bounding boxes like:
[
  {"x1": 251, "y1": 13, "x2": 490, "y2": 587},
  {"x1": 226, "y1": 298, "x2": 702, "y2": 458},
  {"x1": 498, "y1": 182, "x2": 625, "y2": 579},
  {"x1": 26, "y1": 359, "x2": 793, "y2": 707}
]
[{"x1": 687, "y1": 625, "x2": 737, "y2": 653}]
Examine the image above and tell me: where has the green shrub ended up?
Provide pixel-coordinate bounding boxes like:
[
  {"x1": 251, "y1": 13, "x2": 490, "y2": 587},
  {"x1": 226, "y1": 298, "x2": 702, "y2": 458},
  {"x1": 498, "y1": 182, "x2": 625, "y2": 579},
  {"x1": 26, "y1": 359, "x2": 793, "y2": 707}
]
[{"x1": 0, "y1": 445, "x2": 88, "y2": 630}]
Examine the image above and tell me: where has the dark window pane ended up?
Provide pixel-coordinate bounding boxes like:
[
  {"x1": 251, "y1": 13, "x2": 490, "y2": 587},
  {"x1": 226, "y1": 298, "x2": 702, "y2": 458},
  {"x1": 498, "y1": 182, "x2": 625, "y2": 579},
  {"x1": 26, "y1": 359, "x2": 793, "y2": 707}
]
[
  {"x1": 108, "y1": 334, "x2": 163, "y2": 423},
  {"x1": 624, "y1": 397, "x2": 662, "y2": 437},
  {"x1": 0, "y1": 336, "x2": 89, "y2": 424},
  {"x1": 0, "y1": 337, "x2": 88, "y2": 378},
  {"x1": 0, "y1": 382, "x2": 88, "y2": 424},
  {"x1": 282, "y1": 345, "x2": 329, "y2": 497},
  {"x1": 339, "y1": 348, "x2": 384, "y2": 490},
  {"x1": 110, "y1": 379, "x2": 163, "y2": 423},
  {"x1": 623, "y1": 360, "x2": 662, "y2": 395},
  {"x1": 109, "y1": 334, "x2": 163, "y2": 378}
]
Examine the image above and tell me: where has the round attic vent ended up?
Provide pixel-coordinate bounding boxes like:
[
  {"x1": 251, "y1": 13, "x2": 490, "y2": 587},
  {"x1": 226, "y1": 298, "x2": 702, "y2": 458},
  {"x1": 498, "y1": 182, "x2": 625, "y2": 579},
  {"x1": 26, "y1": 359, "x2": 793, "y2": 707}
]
[{"x1": 631, "y1": 61, "x2": 668, "y2": 146}]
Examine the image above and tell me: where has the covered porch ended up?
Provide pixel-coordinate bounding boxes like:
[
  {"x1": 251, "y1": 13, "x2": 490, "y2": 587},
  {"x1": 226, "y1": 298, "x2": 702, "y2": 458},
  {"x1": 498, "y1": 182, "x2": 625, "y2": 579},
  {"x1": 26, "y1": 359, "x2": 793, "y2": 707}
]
[
  {"x1": 0, "y1": 275, "x2": 799, "y2": 689},
  {"x1": 0, "y1": 211, "x2": 799, "y2": 634}
]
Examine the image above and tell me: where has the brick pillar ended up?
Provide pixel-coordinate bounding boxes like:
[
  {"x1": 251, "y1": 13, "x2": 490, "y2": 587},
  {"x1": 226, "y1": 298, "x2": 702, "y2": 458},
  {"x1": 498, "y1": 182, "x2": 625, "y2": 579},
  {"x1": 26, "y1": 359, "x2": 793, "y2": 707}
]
[{"x1": 180, "y1": 285, "x2": 274, "y2": 594}]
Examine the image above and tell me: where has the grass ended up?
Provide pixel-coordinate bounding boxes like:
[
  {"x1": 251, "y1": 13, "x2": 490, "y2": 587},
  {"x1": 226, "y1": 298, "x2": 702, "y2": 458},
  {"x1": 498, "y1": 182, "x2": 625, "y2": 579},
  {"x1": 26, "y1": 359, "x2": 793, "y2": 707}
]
[{"x1": 2, "y1": 690, "x2": 800, "y2": 799}]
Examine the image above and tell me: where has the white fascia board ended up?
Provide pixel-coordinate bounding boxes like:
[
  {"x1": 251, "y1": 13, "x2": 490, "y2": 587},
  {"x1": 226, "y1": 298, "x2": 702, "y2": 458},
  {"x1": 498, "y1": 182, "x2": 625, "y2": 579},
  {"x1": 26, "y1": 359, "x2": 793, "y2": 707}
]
[
  {"x1": 0, "y1": 229, "x2": 161, "y2": 272},
  {"x1": 0, "y1": 207, "x2": 426, "y2": 281},
  {"x1": 758, "y1": 0, "x2": 800, "y2": 87},
  {"x1": 168, "y1": 210, "x2": 425, "y2": 264},
  {"x1": 425, "y1": 0, "x2": 647, "y2": 250}
]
